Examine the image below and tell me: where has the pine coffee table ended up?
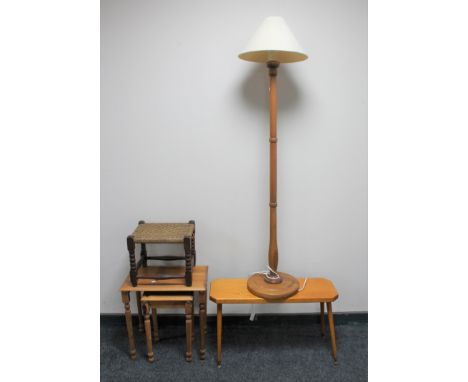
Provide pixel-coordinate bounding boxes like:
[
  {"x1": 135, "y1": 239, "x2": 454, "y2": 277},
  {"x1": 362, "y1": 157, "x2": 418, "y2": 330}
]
[{"x1": 209, "y1": 277, "x2": 339, "y2": 367}]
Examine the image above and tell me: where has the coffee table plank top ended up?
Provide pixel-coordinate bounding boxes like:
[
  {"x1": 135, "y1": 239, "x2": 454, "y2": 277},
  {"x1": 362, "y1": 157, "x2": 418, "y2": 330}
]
[
  {"x1": 120, "y1": 265, "x2": 207, "y2": 292},
  {"x1": 210, "y1": 278, "x2": 338, "y2": 304}
]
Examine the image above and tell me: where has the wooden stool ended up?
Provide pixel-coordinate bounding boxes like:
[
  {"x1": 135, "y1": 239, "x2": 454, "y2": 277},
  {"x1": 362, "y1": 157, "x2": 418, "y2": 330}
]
[
  {"x1": 141, "y1": 294, "x2": 194, "y2": 362},
  {"x1": 127, "y1": 220, "x2": 197, "y2": 287}
]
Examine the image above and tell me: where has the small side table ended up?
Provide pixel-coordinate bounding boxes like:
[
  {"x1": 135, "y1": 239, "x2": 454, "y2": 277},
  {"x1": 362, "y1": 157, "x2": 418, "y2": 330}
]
[
  {"x1": 120, "y1": 265, "x2": 208, "y2": 360},
  {"x1": 141, "y1": 294, "x2": 194, "y2": 363},
  {"x1": 210, "y1": 277, "x2": 339, "y2": 367}
]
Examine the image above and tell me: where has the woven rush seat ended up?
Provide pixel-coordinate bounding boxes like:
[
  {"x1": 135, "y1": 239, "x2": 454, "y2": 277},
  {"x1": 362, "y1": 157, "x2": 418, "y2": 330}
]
[{"x1": 131, "y1": 223, "x2": 194, "y2": 244}]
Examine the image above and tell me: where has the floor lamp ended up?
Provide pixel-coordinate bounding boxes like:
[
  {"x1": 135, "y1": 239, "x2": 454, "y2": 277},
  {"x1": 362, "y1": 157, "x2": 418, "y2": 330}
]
[{"x1": 239, "y1": 17, "x2": 308, "y2": 299}]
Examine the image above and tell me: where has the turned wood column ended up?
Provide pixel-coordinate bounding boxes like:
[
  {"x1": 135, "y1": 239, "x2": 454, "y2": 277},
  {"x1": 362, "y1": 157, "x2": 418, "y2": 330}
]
[
  {"x1": 199, "y1": 290, "x2": 207, "y2": 360},
  {"x1": 268, "y1": 61, "x2": 279, "y2": 271},
  {"x1": 184, "y1": 236, "x2": 193, "y2": 286},
  {"x1": 121, "y1": 292, "x2": 136, "y2": 360},
  {"x1": 185, "y1": 301, "x2": 193, "y2": 362},
  {"x1": 246, "y1": 62, "x2": 299, "y2": 298},
  {"x1": 127, "y1": 236, "x2": 137, "y2": 286},
  {"x1": 144, "y1": 303, "x2": 154, "y2": 362},
  {"x1": 138, "y1": 220, "x2": 147, "y2": 267}
]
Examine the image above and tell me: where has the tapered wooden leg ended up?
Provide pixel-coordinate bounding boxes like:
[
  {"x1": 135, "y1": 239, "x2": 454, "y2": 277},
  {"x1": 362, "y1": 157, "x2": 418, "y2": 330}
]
[
  {"x1": 151, "y1": 305, "x2": 159, "y2": 342},
  {"x1": 199, "y1": 291, "x2": 207, "y2": 360},
  {"x1": 320, "y1": 302, "x2": 326, "y2": 337},
  {"x1": 136, "y1": 291, "x2": 144, "y2": 332},
  {"x1": 185, "y1": 301, "x2": 193, "y2": 362},
  {"x1": 217, "y1": 304, "x2": 222, "y2": 367},
  {"x1": 122, "y1": 292, "x2": 136, "y2": 360},
  {"x1": 144, "y1": 303, "x2": 154, "y2": 362},
  {"x1": 326, "y1": 302, "x2": 337, "y2": 362}
]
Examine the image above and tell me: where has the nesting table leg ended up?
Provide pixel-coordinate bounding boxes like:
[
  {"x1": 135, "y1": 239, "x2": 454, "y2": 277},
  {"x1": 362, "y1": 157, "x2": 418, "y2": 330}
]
[
  {"x1": 191, "y1": 302, "x2": 195, "y2": 341},
  {"x1": 136, "y1": 291, "x2": 144, "y2": 332},
  {"x1": 326, "y1": 302, "x2": 337, "y2": 362},
  {"x1": 144, "y1": 303, "x2": 154, "y2": 362},
  {"x1": 199, "y1": 291, "x2": 207, "y2": 360},
  {"x1": 185, "y1": 301, "x2": 193, "y2": 362},
  {"x1": 121, "y1": 292, "x2": 136, "y2": 360},
  {"x1": 217, "y1": 303, "x2": 222, "y2": 367},
  {"x1": 151, "y1": 306, "x2": 159, "y2": 342},
  {"x1": 320, "y1": 302, "x2": 326, "y2": 337}
]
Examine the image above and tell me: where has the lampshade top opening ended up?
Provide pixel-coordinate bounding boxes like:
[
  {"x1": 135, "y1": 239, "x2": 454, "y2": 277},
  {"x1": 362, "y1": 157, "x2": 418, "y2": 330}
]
[{"x1": 239, "y1": 16, "x2": 308, "y2": 63}]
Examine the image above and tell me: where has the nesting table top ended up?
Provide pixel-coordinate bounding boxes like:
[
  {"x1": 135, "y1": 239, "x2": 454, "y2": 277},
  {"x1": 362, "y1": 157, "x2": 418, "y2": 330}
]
[{"x1": 120, "y1": 266, "x2": 207, "y2": 292}]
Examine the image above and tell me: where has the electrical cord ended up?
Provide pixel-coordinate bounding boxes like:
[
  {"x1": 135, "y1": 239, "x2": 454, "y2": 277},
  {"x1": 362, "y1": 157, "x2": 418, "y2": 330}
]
[
  {"x1": 251, "y1": 266, "x2": 308, "y2": 290},
  {"x1": 298, "y1": 277, "x2": 308, "y2": 291},
  {"x1": 249, "y1": 266, "x2": 308, "y2": 321},
  {"x1": 251, "y1": 265, "x2": 281, "y2": 282}
]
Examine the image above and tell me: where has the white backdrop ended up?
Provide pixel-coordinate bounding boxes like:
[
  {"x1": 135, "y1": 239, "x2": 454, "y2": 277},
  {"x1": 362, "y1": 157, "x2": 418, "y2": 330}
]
[{"x1": 101, "y1": 0, "x2": 367, "y2": 314}]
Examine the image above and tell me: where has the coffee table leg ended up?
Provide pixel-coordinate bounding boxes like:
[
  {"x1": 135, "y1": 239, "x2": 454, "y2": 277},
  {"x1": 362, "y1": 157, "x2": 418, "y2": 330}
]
[
  {"x1": 144, "y1": 303, "x2": 154, "y2": 362},
  {"x1": 136, "y1": 291, "x2": 144, "y2": 332},
  {"x1": 199, "y1": 291, "x2": 207, "y2": 360},
  {"x1": 326, "y1": 302, "x2": 337, "y2": 362},
  {"x1": 217, "y1": 303, "x2": 222, "y2": 367},
  {"x1": 185, "y1": 301, "x2": 193, "y2": 362},
  {"x1": 121, "y1": 292, "x2": 136, "y2": 360},
  {"x1": 320, "y1": 302, "x2": 326, "y2": 337}
]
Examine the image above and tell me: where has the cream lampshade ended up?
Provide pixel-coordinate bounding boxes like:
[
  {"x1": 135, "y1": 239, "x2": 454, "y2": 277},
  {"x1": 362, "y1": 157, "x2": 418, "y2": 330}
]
[{"x1": 238, "y1": 16, "x2": 308, "y2": 63}]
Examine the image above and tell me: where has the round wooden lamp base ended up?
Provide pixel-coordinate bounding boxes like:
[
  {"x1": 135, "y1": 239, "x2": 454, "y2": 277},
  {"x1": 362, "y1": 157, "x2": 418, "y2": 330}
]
[{"x1": 247, "y1": 272, "x2": 299, "y2": 300}]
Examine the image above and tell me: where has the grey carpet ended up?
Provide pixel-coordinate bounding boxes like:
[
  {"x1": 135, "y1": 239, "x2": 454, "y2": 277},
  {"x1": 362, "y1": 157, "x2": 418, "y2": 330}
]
[{"x1": 101, "y1": 315, "x2": 367, "y2": 381}]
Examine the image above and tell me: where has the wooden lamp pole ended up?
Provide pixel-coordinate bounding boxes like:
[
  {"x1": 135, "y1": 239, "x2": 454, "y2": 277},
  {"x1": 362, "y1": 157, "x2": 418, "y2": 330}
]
[
  {"x1": 268, "y1": 61, "x2": 279, "y2": 274},
  {"x1": 239, "y1": 17, "x2": 307, "y2": 299}
]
